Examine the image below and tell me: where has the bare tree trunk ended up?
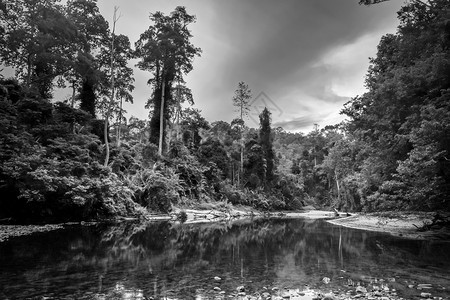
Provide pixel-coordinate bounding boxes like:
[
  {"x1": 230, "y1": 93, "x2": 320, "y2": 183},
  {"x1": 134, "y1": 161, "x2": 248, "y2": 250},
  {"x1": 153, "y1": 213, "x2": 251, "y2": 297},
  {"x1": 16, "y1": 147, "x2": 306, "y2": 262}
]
[
  {"x1": 71, "y1": 81, "x2": 76, "y2": 108},
  {"x1": 237, "y1": 169, "x2": 240, "y2": 187},
  {"x1": 335, "y1": 172, "x2": 341, "y2": 203},
  {"x1": 158, "y1": 76, "x2": 165, "y2": 156},
  {"x1": 27, "y1": 55, "x2": 32, "y2": 87},
  {"x1": 71, "y1": 81, "x2": 76, "y2": 134},
  {"x1": 176, "y1": 83, "x2": 181, "y2": 141},
  {"x1": 239, "y1": 107, "x2": 244, "y2": 187},
  {"x1": 104, "y1": 7, "x2": 119, "y2": 167},
  {"x1": 167, "y1": 125, "x2": 172, "y2": 151},
  {"x1": 116, "y1": 97, "x2": 123, "y2": 147},
  {"x1": 231, "y1": 162, "x2": 234, "y2": 185},
  {"x1": 240, "y1": 140, "x2": 243, "y2": 186},
  {"x1": 176, "y1": 111, "x2": 180, "y2": 140}
]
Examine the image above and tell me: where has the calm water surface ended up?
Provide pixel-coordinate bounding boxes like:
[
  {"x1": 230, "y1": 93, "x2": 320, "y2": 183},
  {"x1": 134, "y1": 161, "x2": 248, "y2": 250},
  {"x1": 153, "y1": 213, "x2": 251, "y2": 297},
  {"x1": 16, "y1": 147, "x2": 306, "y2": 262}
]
[{"x1": 0, "y1": 218, "x2": 449, "y2": 299}]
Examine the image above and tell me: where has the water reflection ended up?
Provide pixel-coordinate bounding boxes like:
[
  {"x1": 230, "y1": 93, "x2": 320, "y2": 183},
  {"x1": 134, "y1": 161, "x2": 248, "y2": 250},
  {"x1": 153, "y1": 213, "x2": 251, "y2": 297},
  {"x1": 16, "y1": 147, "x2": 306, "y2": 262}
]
[{"x1": 0, "y1": 218, "x2": 449, "y2": 299}]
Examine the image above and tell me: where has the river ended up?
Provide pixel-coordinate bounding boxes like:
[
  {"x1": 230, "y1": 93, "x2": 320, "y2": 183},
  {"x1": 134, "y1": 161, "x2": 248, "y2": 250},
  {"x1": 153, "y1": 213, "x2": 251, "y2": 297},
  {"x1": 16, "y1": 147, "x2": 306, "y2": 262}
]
[{"x1": 0, "y1": 218, "x2": 449, "y2": 299}]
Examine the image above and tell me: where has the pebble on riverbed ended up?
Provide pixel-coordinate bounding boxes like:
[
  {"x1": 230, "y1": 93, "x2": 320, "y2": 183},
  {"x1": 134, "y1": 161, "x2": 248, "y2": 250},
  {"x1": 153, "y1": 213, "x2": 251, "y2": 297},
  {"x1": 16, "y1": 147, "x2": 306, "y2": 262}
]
[{"x1": 221, "y1": 278, "x2": 438, "y2": 300}]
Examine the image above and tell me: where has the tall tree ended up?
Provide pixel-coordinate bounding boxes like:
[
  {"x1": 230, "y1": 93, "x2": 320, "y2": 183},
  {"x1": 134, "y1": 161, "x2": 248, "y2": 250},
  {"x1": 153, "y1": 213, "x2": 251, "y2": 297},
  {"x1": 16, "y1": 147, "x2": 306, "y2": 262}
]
[
  {"x1": 76, "y1": 52, "x2": 99, "y2": 116},
  {"x1": 135, "y1": 6, "x2": 201, "y2": 154},
  {"x1": 66, "y1": 0, "x2": 109, "y2": 117},
  {"x1": 170, "y1": 83, "x2": 194, "y2": 142},
  {"x1": 232, "y1": 81, "x2": 252, "y2": 122},
  {"x1": 259, "y1": 107, "x2": 275, "y2": 186},
  {"x1": 232, "y1": 81, "x2": 252, "y2": 186},
  {"x1": 95, "y1": 33, "x2": 134, "y2": 147},
  {"x1": 111, "y1": 35, "x2": 134, "y2": 147}
]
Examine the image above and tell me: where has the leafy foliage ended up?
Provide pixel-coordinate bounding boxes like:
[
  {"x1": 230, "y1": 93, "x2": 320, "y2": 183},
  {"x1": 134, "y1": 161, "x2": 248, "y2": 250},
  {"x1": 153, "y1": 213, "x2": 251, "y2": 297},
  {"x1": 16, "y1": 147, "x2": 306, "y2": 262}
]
[
  {"x1": 0, "y1": 79, "x2": 144, "y2": 222},
  {"x1": 128, "y1": 167, "x2": 182, "y2": 213},
  {"x1": 339, "y1": 0, "x2": 450, "y2": 211}
]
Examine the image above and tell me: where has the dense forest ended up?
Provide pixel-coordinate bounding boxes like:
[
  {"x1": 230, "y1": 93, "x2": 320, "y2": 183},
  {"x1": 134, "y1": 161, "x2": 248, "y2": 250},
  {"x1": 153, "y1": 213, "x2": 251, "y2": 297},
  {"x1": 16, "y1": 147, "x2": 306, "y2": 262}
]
[{"x1": 0, "y1": 0, "x2": 448, "y2": 223}]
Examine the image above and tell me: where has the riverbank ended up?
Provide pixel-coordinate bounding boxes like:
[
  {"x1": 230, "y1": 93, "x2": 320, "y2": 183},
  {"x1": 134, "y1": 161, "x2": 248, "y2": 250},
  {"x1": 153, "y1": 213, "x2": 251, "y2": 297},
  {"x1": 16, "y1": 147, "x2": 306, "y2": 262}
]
[
  {"x1": 328, "y1": 211, "x2": 450, "y2": 240},
  {"x1": 0, "y1": 207, "x2": 336, "y2": 242},
  {"x1": 171, "y1": 208, "x2": 450, "y2": 241},
  {"x1": 170, "y1": 206, "x2": 343, "y2": 224},
  {"x1": 1, "y1": 209, "x2": 448, "y2": 243}
]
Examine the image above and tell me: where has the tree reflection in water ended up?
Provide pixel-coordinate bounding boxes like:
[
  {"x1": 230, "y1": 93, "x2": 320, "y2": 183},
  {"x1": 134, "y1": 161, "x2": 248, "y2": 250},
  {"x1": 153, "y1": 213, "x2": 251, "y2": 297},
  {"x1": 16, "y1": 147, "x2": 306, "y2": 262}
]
[{"x1": 0, "y1": 218, "x2": 449, "y2": 299}]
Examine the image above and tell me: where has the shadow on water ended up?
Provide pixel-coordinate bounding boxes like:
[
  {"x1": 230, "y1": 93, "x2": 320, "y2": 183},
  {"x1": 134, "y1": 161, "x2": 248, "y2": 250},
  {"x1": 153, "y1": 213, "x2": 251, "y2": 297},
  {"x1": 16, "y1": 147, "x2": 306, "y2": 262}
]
[{"x1": 0, "y1": 218, "x2": 449, "y2": 299}]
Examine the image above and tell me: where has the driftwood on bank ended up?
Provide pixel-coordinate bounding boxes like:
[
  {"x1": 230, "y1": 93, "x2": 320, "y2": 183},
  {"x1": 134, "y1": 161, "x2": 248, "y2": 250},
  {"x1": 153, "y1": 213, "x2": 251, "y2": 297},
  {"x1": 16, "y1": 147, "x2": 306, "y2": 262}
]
[
  {"x1": 413, "y1": 213, "x2": 450, "y2": 232},
  {"x1": 333, "y1": 208, "x2": 351, "y2": 217}
]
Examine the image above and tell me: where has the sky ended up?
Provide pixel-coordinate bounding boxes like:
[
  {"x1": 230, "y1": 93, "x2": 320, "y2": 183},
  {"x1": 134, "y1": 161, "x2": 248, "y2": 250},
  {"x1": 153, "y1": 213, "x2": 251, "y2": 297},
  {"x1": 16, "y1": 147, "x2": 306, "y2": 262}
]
[{"x1": 16, "y1": 0, "x2": 405, "y2": 133}]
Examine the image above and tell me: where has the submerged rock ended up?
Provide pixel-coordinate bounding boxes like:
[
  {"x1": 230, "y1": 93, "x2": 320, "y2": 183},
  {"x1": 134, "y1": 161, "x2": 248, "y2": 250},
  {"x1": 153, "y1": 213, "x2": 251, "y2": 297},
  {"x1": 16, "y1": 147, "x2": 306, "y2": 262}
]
[
  {"x1": 322, "y1": 277, "x2": 331, "y2": 284},
  {"x1": 418, "y1": 284, "x2": 433, "y2": 290},
  {"x1": 236, "y1": 285, "x2": 245, "y2": 292},
  {"x1": 323, "y1": 292, "x2": 337, "y2": 299},
  {"x1": 355, "y1": 286, "x2": 367, "y2": 293}
]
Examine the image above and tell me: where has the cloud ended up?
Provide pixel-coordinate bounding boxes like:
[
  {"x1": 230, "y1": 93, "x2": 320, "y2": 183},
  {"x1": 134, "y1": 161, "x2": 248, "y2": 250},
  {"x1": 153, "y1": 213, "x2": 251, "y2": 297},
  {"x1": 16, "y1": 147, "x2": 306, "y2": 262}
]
[
  {"x1": 311, "y1": 31, "x2": 390, "y2": 98},
  {"x1": 208, "y1": 0, "x2": 400, "y2": 88},
  {"x1": 273, "y1": 116, "x2": 319, "y2": 132},
  {"x1": 272, "y1": 93, "x2": 350, "y2": 132}
]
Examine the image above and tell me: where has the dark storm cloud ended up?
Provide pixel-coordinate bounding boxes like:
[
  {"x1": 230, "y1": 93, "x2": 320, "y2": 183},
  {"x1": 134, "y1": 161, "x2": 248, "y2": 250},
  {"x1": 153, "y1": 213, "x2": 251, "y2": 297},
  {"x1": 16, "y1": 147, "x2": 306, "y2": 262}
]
[{"x1": 208, "y1": 0, "x2": 400, "y2": 92}]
